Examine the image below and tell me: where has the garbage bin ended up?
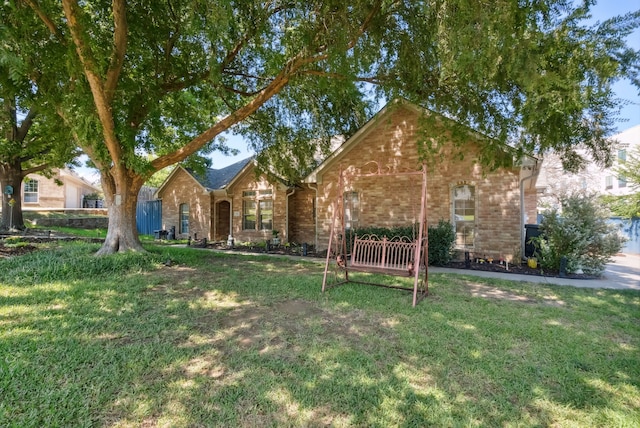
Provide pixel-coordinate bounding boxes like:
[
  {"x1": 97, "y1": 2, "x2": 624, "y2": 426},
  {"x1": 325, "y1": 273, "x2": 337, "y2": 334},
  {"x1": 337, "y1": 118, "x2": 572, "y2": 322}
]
[
  {"x1": 168, "y1": 226, "x2": 176, "y2": 240},
  {"x1": 524, "y1": 224, "x2": 542, "y2": 258}
]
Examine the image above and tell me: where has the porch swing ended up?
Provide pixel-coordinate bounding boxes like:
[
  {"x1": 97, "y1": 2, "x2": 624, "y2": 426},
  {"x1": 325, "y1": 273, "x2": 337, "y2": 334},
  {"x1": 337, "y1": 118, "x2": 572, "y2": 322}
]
[{"x1": 321, "y1": 161, "x2": 429, "y2": 306}]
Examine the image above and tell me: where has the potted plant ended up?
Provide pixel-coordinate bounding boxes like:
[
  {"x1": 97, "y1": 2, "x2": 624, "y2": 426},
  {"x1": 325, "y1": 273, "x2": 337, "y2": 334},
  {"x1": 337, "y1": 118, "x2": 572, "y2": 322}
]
[{"x1": 272, "y1": 229, "x2": 280, "y2": 245}]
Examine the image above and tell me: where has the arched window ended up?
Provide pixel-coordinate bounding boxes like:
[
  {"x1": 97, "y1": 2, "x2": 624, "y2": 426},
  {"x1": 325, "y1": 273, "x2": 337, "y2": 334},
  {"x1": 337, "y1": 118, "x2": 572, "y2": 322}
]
[
  {"x1": 179, "y1": 203, "x2": 189, "y2": 234},
  {"x1": 23, "y1": 178, "x2": 39, "y2": 203},
  {"x1": 452, "y1": 184, "x2": 475, "y2": 249}
]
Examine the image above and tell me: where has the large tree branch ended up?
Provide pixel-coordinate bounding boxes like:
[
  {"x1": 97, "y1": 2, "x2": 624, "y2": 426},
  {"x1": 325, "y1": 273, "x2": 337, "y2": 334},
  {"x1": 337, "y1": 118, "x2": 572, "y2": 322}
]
[
  {"x1": 220, "y1": 2, "x2": 287, "y2": 71},
  {"x1": 22, "y1": 162, "x2": 51, "y2": 177},
  {"x1": 151, "y1": 51, "x2": 313, "y2": 172},
  {"x1": 56, "y1": 107, "x2": 107, "y2": 173},
  {"x1": 149, "y1": 4, "x2": 385, "y2": 174},
  {"x1": 104, "y1": 0, "x2": 128, "y2": 104},
  {"x1": 16, "y1": 108, "x2": 37, "y2": 142},
  {"x1": 346, "y1": 0, "x2": 384, "y2": 51},
  {"x1": 61, "y1": 0, "x2": 123, "y2": 172},
  {"x1": 22, "y1": 0, "x2": 63, "y2": 40}
]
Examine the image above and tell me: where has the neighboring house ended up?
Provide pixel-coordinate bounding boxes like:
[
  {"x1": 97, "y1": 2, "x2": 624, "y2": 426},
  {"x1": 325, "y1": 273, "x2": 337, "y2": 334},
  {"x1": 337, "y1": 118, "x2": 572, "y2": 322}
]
[
  {"x1": 157, "y1": 100, "x2": 540, "y2": 261},
  {"x1": 537, "y1": 125, "x2": 640, "y2": 208},
  {"x1": 19, "y1": 168, "x2": 101, "y2": 210}
]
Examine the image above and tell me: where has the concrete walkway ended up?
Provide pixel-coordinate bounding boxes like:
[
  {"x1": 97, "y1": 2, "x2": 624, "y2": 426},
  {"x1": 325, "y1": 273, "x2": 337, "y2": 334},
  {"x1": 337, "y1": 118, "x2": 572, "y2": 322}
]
[{"x1": 430, "y1": 253, "x2": 640, "y2": 291}]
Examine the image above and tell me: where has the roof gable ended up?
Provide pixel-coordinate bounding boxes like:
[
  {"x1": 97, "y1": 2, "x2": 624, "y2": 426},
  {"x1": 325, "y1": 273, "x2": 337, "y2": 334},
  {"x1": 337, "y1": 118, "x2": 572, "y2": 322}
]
[
  {"x1": 304, "y1": 100, "x2": 422, "y2": 183},
  {"x1": 188, "y1": 157, "x2": 254, "y2": 191},
  {"x1": 304, "y1": 99, "x2": 537, "y2": 183},
  {"x1": 156, "y1": 157, "x2": 254, "y2": 197}
]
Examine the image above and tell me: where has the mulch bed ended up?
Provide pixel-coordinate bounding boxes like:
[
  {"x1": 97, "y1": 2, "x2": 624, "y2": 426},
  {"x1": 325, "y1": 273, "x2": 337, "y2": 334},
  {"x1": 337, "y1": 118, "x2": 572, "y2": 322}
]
[{"x1": 443, "y1": 260, "x2": 599, "y2": 280}]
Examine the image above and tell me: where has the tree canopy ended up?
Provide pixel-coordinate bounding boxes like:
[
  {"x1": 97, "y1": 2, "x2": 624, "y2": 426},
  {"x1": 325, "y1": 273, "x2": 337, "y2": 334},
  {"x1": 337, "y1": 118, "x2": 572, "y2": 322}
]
[
  {"x1": 3, "y1": 0, "x2": 638, "y2": 253},
  {"x1": 1, "y1": 4, "x2": 79, "y2": 229}
]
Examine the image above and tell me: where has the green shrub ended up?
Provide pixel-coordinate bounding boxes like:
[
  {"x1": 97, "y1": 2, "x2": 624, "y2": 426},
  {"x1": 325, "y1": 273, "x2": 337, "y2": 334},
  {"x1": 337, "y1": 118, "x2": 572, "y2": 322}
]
[
  {"x1": 532, "y1": 193, "x2": 624, "y2": 276},
  {"x1": 427, "y1": 219, "x2": 456, "y2": 266}
]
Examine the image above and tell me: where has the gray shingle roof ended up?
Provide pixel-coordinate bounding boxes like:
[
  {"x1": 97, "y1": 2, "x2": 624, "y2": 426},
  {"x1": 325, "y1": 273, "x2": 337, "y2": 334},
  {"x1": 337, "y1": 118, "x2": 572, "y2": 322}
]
[{"x1": 188, "y1": 157, "x2": 253, "y2": 190}]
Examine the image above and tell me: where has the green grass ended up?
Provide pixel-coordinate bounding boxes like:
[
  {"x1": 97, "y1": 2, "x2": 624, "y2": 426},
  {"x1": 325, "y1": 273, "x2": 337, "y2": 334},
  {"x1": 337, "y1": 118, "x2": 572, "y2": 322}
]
[{"x1": 1, "y1": 243, "x2": 638, "y2": 427}]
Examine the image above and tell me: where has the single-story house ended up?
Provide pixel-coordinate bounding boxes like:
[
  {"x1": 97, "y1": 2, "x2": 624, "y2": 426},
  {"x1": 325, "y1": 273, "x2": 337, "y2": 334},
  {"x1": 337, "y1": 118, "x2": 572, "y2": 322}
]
[
  {"x1": 156, "y1": 100, "x2": 540, "y2": 261},
  {"x1": 18, "y1": 168, "x2": 101, "y2": 210}
]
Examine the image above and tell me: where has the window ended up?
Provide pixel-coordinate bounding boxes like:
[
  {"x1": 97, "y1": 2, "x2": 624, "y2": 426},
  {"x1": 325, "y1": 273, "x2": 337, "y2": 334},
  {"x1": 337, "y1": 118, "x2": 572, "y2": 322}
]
[
  {"x1": 179, "y1": 203, "x2": 189, "y2": 234},
  {"x1": 452, "y1": 184, "x2": 475, "y2": 249},
  {"x1": 605, "y1": 176, "x2": 613, "y2": 190},
  {"x1": 618, "y1": 176, "x2": 627, "y2": 188},
  {"x1": 23, "y1": 178, "x2": 38, "y2": 203},
  {"x1": 242, "y1": 190, "x2": 273, "y2": 230},
  {"x1": 618, "y1": 149, "x2": 627, "y2": 163},
  {"x1": 344, "y1": 191, "x2": 360, "y2": 230}
]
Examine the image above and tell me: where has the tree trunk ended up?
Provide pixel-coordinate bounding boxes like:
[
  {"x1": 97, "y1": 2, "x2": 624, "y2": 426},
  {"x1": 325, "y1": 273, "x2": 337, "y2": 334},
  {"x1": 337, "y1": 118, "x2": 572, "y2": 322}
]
[
  {"x1": 0, "y1": 162, "x2": 26, "y2": 231},
  {"x1": 95, "y1": 172, "x2": 145, "y2": 254}
]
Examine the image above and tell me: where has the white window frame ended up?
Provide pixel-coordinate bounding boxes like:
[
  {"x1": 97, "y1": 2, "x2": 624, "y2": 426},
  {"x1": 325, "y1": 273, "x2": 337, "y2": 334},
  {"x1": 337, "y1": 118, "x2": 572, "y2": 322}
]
[
  {"x1": 179, "y1": 203, "x2": 189, "y2": 234},
  {"x1": 344, "y1": 191, "x2": 360, "y2": 230},
  {"x1": 23, "y1": 178, "x2": 39, "y2": 203},
  {"x1": 242, "y1": 189, "x2": 273, "y2": 231},
  {"x1": 452, "y1": 184, "x2": 476, "y2": 249}
]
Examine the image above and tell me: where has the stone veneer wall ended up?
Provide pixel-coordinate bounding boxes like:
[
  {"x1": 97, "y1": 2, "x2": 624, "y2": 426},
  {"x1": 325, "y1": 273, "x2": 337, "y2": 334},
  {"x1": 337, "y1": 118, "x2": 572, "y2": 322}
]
[{"x1": 33, "y1": 217, "x2": 109, "y2": 229}]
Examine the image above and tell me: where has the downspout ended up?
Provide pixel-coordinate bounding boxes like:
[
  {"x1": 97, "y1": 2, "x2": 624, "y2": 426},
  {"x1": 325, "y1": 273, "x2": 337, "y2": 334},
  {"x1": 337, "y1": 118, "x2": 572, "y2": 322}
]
[
  {"x1": 520, "y1": 159, "x2": 541, "y2": 260},
  {"x1": 226, "y1": 190, "x2": 234, "y2": 243},
  {"x1": 308, "y1": 183, "x2": 319, "y2": 250},
  {"x1": 285, "y1": 186, "x2": 297, "y2": 243}
]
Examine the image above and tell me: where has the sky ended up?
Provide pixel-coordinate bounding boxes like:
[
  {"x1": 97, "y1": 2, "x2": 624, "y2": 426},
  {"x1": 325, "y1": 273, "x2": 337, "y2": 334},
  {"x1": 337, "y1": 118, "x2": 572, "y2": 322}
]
[{"x1": 75, "y1": 0, "x2": 640, "y2": 181}]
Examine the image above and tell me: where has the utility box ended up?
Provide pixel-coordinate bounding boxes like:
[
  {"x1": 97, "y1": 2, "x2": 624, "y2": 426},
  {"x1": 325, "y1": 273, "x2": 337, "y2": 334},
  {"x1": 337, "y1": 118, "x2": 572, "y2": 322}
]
[{"x1": 524, "y1": 224, "x2": 542, "y2": 258}]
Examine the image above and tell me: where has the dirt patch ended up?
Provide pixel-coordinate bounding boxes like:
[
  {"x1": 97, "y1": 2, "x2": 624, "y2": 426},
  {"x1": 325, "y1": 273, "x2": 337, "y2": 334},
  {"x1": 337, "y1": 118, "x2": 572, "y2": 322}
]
[
  {"x1": 0, "y1": 234, "x2": 103, "y2": 258},
  {"x1": 205, "y1": 241, "x2": 324, "y2": 258},
  {"x1": 0, "y1": 243, "x2": 39, "y2": 258},
  {"x1": 464, "y1": 281, "x2": 566, "y2": 306}
]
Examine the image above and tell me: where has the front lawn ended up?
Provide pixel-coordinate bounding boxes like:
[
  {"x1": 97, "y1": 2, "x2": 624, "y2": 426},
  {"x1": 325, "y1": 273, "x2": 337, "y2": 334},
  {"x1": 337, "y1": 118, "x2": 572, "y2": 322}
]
[{"x1": 1, "y1": 242, "x2": 638, "y2": 427}]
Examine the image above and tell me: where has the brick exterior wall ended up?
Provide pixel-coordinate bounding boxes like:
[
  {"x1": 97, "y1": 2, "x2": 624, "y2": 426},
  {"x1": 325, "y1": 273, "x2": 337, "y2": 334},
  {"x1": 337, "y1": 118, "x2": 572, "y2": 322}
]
[
  {"x1": 225, "y1": 169, "x2": 288, "y2": 244},
  {"x1": 157, "y1": 104, "x2": 539, "y2": 259},
  {"x1": 312, "y1": 105, "x2": 536, "y2": 262},
  {"x1": 288, "y1": 185, "x2": 316, "y2": 245},
  {"x1": 157, "y1": 168, "x2": 211, "y2": 239}
]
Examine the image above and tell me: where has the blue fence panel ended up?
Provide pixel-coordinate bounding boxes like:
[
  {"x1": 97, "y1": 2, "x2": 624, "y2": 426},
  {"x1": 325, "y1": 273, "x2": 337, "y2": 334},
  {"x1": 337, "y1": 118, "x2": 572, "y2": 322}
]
[
  {"x1": 136, "y1": 200, "x2": 162, "y2": 235},
  {"x1": 610, "y1": 217, "x2": 640, "y2": 255}
]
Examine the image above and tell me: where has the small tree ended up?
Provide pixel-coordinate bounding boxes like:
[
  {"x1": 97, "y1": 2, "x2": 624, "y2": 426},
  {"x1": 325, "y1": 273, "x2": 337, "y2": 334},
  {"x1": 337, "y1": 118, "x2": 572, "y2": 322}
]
[{"x1": 533, "y1": 193, "x2": 624, "y2": 276}]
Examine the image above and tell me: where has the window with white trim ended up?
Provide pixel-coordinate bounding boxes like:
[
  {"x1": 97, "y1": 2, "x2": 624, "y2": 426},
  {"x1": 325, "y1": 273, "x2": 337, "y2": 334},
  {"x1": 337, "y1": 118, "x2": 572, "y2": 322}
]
[
  {"x1": 23, "y1": 178, "x2": 39, "y2": 203},
  {"x1": 452, "y1": 184, "x2": 475, "y2": 249},
  {"x1": 179, "y1": 203, "x2": 189, "y2": 234},
  {"x1": 242, "y1": 190, "x2": 273, "y2": 230},
  {"x1": 605, "y1": 176, "x2": 613, "y2": 190},
  {"x1": 618, "y1": 149, "x2": 627, "y2": 162},
  {"x1": 344, "y1": 191, "x2": 360, "y2": 230},
  {"x1": 618, "y1": 175, "x2": 627, "y2": 188}
]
